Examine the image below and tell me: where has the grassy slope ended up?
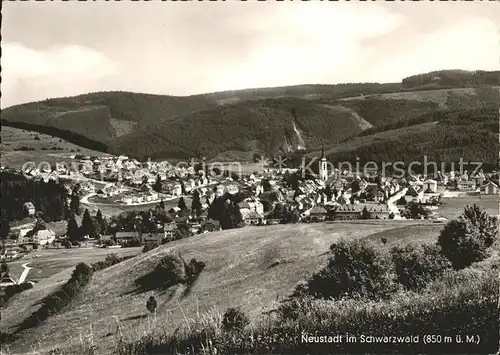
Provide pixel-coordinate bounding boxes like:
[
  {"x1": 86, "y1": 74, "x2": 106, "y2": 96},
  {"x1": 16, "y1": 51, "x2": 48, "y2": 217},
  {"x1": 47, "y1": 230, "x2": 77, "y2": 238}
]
[
  {"x1": 2, "y1": 220, "x2": 443, "y2": 354},
  {"x1": 0, "y1": 248, "x2": 141, "y2": 352},
  {"x1": 0, "y1": 126, "x2": 111, "y2": 169}
]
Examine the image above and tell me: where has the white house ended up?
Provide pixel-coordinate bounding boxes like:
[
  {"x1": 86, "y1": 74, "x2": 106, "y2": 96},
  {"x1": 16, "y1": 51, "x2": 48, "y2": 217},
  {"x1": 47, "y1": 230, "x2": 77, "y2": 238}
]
[
  {"x1": 423, "y1": 179, "x2": 438, "y2": 193},
  {"x1": 33, "y1": 229, "x2": 56, "y2": 246},
  {"x1": 484, "y1": 181, "x2": 499, "y2": 195}
]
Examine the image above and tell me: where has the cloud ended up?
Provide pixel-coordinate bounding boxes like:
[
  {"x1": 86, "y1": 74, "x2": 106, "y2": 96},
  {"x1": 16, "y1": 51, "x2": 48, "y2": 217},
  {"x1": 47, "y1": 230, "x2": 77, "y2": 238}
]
[
  {"x1": 1, "y1": 2, "x2": 498, "y2": 106},
  {"x1": 207, "y1": 4, "x2": 404, "y2": 91},
  {"x1": 367, "y1": 17, "x2": 499, "y2": 82},
  {"x1": 2, "y1": 43, "x2": 122, "y2": 107}
]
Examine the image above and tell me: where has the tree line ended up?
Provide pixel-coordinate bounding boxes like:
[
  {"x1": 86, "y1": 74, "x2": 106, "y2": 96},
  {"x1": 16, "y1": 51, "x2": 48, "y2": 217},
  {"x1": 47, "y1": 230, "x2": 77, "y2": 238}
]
[{"x1": 0, "y1": 171, "x2": 69, "y2": 223}]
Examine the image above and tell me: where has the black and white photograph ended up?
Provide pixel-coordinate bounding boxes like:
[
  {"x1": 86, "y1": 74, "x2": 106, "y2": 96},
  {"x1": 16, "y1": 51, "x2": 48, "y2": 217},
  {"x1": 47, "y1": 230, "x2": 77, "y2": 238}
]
[{"x1": 1, "y1": 1, "x2": 499, "y2": 354}]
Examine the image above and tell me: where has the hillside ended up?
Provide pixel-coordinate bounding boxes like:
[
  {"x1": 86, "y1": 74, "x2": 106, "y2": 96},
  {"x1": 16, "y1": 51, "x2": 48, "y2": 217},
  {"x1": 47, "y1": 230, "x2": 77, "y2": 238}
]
[
  {"x1": 305, "y1": 107, "x2": 499, "y2": 172},
  {"x1": 0, "y1": 126, "x2": 110, "y2": 169},
  {"x1": 2, "y1": 70, "x2": 499, "y2": 161},
  {"x1": 1, "y1": 221, "x2": 442, "y2": 355}
]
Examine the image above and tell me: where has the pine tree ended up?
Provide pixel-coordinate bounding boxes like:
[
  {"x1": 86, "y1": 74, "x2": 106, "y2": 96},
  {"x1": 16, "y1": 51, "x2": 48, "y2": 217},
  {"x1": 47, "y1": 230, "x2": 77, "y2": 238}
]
[
  {"x1": 69, "y1": 194, "x2": 81, "y2": 215},
  {"x1": 81, "y1": 209, "x2": 95, "y2": 238},
  {"x1": 1, "y1": 261, "x2": 9, "y2": 274},
  {"x1": 0, "y1": 214, "x2": 10, "y2": 240},
  {"x1": 361, "y1": 206, "x2": 371, "y2": 220},
  {"x1": 153, "y1": 174, "x2": 162, "y2": 193},
  {"x1": 146, "y1": 295, "x2": 157, "y2": 314},
  {"x1": 191, "y1": 191, "x2": 202, "y2": 217},
  {"x1": 66, "y1": 215, "x2": 80, "y2": 243},
  {"x1": 96, "y1": 209, "x2": 107, "y2": 235},
  {"x1": 178, "y1": 197, "x2": 187, "y2": 211}
]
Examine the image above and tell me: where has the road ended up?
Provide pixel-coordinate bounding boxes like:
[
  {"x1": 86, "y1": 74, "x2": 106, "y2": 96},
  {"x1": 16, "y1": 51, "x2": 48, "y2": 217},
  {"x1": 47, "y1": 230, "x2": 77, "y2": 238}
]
[
  {"x1": 387, "y1": 188, "x2": 408, "y2": 219},
  {"x1": 17, "y1": 263, "x2": 32, "y2": 284}
]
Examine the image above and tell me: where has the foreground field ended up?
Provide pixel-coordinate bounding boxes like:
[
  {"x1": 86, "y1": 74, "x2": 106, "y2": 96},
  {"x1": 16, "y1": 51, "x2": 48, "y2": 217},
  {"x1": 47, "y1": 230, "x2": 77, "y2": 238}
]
[{"x1": 1, "y1": 220, "x2": 442, "y2": 355}]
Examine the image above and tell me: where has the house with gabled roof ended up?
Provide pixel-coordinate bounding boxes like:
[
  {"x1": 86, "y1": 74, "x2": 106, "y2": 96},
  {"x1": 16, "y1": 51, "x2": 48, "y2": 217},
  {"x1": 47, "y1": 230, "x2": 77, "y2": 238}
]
[
  {"x1": 308, "y1": 205, "x2": 327, "y2": 222},
  {"x1": 333, "y1": 205, "x2": 361, "y2": 220},
  {"x1": 404, "y1": 186, "x2": 424, "y2": 203},
  {"x1": 0, "y1": 272, "x2": 17, "y2": 288},
  {"x1": 368, "y1": 204, "x2": 391, "y2": 219},
  {"x1": 483, "y1": 181, "x2": 499, "y2": 195},
  {"x1": 423, "y1": 179, "x2": 438, "y2": 193},
  {"x1": 244, "y1": 211, "x2": 264, "y2": 226}
]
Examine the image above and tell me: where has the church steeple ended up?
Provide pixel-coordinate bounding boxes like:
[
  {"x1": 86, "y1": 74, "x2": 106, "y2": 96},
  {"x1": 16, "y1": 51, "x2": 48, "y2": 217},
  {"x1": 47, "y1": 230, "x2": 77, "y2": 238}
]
[{"x1": 319, "y1": 145, "x2": 328, "y2": 181}]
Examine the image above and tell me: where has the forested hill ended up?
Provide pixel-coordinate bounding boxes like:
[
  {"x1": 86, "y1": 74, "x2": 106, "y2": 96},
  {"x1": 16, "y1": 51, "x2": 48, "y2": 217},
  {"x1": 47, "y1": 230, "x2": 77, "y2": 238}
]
[
  {"x1": 2, "y1": 69, "x2": 499, "y2": 161},
  {"x1": 306, "y1": 106, "x2": 499, "y2": 173}
]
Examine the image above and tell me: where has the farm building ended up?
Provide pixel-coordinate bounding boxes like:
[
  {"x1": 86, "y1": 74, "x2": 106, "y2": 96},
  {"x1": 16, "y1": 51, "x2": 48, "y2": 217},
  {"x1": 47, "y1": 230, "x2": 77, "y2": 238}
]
[{"x1": 484, "y1": 181, "x2": 499, "y2": 195}]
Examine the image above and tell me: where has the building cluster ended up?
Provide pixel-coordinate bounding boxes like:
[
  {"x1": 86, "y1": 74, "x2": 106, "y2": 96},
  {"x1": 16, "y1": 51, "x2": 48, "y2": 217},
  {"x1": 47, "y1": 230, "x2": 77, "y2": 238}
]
[{"x1": 3, "y1": 153, "x2": 499, "y2": 253}]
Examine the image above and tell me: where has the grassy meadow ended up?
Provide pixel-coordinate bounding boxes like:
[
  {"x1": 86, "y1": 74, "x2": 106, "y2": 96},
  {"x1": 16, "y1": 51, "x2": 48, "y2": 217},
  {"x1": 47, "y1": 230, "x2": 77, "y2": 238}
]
[
  {"x1": 0, "y1": 220, "x2": 467, "y2": 355},
  {"x1": 0, "y1": 126, "x2": 110, "y2": 169}
]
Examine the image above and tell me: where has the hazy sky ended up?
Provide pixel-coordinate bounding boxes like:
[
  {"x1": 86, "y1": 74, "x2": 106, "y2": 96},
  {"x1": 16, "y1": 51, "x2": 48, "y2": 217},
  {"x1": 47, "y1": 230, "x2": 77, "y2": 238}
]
[{"x1": 2, "y1": 1, "x2": 499, "y2": 107}]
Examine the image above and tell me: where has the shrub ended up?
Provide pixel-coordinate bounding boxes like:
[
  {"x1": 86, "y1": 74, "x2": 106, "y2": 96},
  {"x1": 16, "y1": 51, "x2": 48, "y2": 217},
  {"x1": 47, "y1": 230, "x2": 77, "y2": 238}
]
[
  {"x1": 146, "y1": 296, "x2": 157, "y2": 314},
  {"x1": 135, "y1": 253, "x2": 205, "y2": 292},
  {"x1": 222, "y1": 307, "x2": 249, "y2": 332},
  {"x1": 72, "y1": 263, "x2": 93, "y2": 284},
  {"x1": 438, "y1": 219, "x2": 491, "y2": 269},
  {"x1": 3, "y1": 282, "x2": 33, "y2": 303},
  {"x1": 391, "y1": 243, "x2": 450, "y2": 290},
  {"x1": 154, "y1": 253, "x2": 187, "y2": 284},
  {"x1": 185, "y1": 258, "x2": 206, "y2": 284},
  {"x1": 305, "y1": 239, "x2": 396, "y2": 300},
  {"x1": 461, "y1": 204, "x2": 498, "y2": 247},
  {"x1": 142, "y1": 244, "x2": 157, "y2": 253},
  {"x1": 19, "y1": 262, "x2": 93, "y2": 330},
  {"x1": 91, "y1": 253, "x2": 133, "y2": 272}
]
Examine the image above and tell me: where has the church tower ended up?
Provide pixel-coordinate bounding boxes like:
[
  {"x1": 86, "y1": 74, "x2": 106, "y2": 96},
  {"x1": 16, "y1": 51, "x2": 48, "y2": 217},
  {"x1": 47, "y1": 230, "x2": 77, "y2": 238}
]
[{"x1": 319, "y1": 146, "x2": 328, "y2": 181}]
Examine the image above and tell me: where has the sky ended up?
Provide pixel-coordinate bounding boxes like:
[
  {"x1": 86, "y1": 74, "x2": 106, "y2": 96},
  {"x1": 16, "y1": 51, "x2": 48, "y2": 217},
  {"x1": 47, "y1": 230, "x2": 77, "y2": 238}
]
[{"x1": 2, "y1": 1, "x2": 499, "y2": 108}]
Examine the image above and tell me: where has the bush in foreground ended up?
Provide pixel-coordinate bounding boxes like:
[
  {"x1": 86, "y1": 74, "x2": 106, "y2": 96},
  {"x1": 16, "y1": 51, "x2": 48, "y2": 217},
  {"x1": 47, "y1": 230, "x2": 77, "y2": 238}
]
[
  {"x1": 142, "y1": 244, "x2": 158, "y2": 253},
  {"x1": 135, "y1": 253, "x2": 206, "y2": 292},
  {"x1": 438, "y1": 219, "x2": 491, "y2": 269},
  {"x1": 305, "y1": 239, "x2": 396, "y2": 300},
  {"x1": 118, "y1": 269, "x2": 499, "y2": 355},
  {"x1": 461, "y1": 204, "x2": 498, "y2": 247},
  {"x1": 91, "y1": 253, "x2": 134, "y2": 272},
  {"x1": 18, "y1": 262, "x2": 93, "y2": 330},
  {"x1": 3, "y1": 282, "x2": 33, "y2": 302},
  {"x1": 391, "y1": 243, "x2": 450, "y2": 290},
  {"x1": 222, "y1": 307, "x2": 249, "y2": 332}
]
